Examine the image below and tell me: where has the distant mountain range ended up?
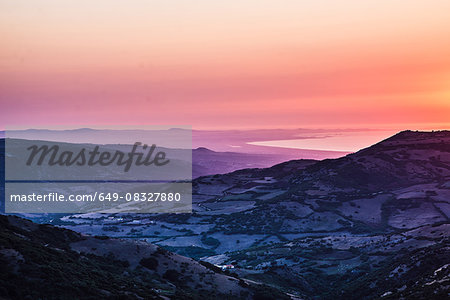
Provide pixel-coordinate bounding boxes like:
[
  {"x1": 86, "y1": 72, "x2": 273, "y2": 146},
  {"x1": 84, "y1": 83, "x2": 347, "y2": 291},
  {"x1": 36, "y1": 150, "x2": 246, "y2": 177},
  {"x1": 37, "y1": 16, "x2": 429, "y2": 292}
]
[
  {"x1": 192, "y1": 146, "x2": 319, "y2": 177},
  {"x1": 2, "y1": 127, "x2": 412, "y2": 178},
  {"x1": 1, "y1": 130, "x2": 449, "y2": 299},
  {"x1": 1, "y1": 139, "x2": 330, "y2": 182},
  {"x1": 2, "y1": 127, "x2": 352, "y2": 156}
]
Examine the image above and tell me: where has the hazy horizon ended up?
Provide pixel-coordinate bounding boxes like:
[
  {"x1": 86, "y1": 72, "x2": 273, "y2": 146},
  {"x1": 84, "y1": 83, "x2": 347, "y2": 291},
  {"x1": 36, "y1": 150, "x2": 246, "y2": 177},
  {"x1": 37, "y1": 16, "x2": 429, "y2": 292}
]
[{"x1": 3, "y1": 126, "x2": 449, "y2": 153}]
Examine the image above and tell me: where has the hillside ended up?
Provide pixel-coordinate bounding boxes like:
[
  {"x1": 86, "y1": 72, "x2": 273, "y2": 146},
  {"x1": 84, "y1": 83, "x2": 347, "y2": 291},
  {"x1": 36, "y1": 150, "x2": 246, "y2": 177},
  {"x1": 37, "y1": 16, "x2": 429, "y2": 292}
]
[
  {"x1": 4, "y1": 130, "x2": 450, "y2": 298},
  {"x1": 51, "y1": 130, "x2": 450, "y2": 299},
  {"x1": 0, "y1": 215, "x2": 287, "y2": 300}
]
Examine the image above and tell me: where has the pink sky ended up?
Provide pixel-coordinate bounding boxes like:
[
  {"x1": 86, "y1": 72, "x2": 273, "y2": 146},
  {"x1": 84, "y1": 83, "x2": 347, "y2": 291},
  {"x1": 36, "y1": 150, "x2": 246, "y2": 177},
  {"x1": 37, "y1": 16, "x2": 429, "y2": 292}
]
[{"x1": 1, "y1": 0, "x2": 450, "y2": 130}]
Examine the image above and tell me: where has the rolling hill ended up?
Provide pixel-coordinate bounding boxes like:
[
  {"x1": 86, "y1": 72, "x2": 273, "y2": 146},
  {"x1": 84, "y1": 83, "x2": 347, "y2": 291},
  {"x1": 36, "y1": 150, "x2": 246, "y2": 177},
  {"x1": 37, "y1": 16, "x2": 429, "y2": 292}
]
[
  {"x1": 0, "y1": 214, "x2": 287, "y2": 300},
  {"x1": 2, "y1": 130, "x2": 450, "y2": 299}
]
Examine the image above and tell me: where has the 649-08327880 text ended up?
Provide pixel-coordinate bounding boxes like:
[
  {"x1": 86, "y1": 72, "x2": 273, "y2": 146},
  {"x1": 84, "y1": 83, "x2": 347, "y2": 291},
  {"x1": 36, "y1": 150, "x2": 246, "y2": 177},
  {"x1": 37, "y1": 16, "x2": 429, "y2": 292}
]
[{"x1": 9, "y1": 192, "x2": 182, "y2": 202}]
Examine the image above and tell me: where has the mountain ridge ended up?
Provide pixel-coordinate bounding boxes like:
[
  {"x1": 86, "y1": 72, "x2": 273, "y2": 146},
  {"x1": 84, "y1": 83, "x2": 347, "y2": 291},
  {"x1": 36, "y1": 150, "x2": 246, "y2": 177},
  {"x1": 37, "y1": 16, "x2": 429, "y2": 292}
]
[{"x1": 2, "y1": 130, "x2": 449, "y2": 299}]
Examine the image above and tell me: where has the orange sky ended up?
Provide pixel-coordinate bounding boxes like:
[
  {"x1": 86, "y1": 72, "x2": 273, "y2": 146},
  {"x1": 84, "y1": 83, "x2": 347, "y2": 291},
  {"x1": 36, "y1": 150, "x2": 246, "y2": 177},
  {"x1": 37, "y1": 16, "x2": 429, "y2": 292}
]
[{"x1": 1, "y1": 0, "x2": 450, "y2": 130}]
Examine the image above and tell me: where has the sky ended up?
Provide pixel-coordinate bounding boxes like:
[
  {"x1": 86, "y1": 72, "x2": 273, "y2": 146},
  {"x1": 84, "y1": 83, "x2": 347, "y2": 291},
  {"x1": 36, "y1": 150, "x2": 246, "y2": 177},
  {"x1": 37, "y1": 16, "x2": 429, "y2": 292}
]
[{"x1": 1, "y1": 0, "x2": 450, "y2": 130}]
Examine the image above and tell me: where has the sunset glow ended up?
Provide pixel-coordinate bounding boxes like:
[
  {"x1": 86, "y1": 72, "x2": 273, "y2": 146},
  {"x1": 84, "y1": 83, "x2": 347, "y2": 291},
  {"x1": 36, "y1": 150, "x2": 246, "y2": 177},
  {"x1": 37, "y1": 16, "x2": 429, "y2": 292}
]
[{"x1": 1, "y1": 0, "x2": 450, "y2": 130}]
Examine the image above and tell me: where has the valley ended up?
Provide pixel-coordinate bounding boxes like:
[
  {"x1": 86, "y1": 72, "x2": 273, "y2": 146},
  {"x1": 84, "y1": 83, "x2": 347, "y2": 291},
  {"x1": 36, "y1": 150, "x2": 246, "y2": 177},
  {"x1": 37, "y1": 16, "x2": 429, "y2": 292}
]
[{"x1": 32, "y1": 130, "x2": 450, "y2": 299}]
